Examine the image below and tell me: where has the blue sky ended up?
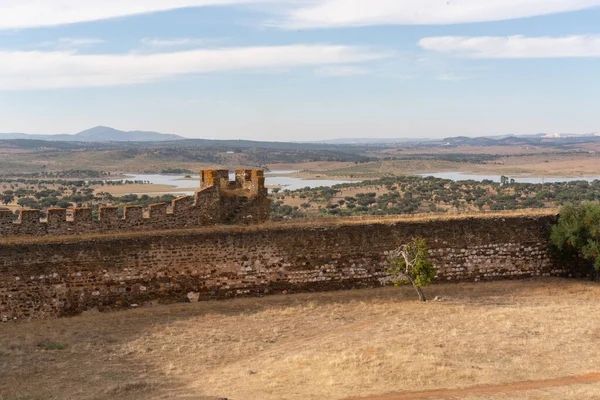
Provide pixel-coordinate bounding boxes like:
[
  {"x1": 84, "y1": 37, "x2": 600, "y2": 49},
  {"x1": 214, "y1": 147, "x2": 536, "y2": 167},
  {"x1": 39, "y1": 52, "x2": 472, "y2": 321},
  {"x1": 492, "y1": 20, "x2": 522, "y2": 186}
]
[{"x1": 1, "y1": 1, "x2": 600, "y2": 140}]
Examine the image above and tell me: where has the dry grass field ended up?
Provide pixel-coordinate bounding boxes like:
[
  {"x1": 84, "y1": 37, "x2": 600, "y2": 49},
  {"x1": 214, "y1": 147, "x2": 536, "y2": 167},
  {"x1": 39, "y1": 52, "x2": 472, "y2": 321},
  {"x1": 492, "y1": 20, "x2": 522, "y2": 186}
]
[
  {"x1": 0, "y1": 150, "x2": 214, "y2": 174},
  {"x1": 2, "y1": 142, "x2": 598, "y2": 179},
  {"x1": 1, "y1": 278, "x2": 600, "y2": 400},
  {"x1": 292, "y1": 153, "x2": 600, "y2": 180},
  {"x1": 95, "y1": 184, "x2": 197, "y2": 196}
]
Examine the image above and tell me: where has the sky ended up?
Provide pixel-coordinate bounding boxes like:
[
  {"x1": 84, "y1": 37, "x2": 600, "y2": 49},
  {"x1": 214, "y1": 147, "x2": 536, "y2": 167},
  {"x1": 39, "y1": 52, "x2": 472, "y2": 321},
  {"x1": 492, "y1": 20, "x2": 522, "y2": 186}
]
[{"x1": 1, "y1": 1, "x2": 600, "y2": 141}]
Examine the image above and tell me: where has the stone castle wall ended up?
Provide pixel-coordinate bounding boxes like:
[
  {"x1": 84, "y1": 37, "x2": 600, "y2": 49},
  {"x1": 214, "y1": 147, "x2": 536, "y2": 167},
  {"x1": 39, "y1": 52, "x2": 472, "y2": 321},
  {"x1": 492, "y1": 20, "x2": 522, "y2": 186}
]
[
  {"x1": 0, "y1": 213, "x2": 580, "y2": 321},
  {"x1": 0, "y1": 169, "x2": 270, "y2": 237}
]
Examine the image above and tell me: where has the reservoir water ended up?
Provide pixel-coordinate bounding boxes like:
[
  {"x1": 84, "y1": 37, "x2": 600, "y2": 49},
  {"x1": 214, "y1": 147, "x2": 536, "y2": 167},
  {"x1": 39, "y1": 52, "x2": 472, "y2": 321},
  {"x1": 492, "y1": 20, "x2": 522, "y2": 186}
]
[
  {"x1": 119, "y1": 171, "x2": 355, "y2": 195},
  {"x1": 418, "y1": 172, "x2": 600, "y2": 184},
  {"x1": 114, "y1": 171, "x2": 600, "y2": 196}
]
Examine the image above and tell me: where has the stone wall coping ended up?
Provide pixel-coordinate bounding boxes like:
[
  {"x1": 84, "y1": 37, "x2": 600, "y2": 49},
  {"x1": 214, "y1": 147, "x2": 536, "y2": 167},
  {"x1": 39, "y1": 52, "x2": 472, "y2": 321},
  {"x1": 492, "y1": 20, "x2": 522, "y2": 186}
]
[{"x1": 0, "y1": 211, "x2": 557, "y2": 246}]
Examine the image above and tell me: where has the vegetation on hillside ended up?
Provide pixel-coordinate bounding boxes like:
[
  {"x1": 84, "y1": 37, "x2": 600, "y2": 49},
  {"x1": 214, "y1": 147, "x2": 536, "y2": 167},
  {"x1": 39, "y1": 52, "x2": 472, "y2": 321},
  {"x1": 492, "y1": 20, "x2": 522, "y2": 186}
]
[
  {"x1": 270, "y1": 176, "x2": 600, "y2": 220},
  {"x1": 3, "y1": 169, "x2": 600, "y2": 225},
  {"x1": 0, "y1": 176, "x2": 165, "y2": 219},
  {"x1": 0, "y1": 141, "x2": 375, "y2": 174},
  {"x1": 0, "y1": 169, "x2": 112, "y2": 179}
]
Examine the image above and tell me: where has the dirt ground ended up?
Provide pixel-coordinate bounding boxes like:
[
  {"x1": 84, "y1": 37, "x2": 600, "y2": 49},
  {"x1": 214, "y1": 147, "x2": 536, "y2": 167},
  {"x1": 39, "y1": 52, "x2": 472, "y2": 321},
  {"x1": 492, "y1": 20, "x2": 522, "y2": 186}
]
[
  {"x1": 1, "y1": 278, "x2": 599, "y2": 400},
  {"x1": 349, "y1": 374, "x2": 600, "y2": 399},
  {"x1": 491, "y1": 156, "x2": 600, "y2": 177}
]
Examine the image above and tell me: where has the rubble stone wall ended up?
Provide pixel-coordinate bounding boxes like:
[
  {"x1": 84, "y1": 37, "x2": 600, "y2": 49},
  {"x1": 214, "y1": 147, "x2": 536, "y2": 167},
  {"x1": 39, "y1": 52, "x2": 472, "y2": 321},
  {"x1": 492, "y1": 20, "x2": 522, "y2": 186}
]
[{"x1": 1, "y1": 214, "x2": 579, "y2": 321}]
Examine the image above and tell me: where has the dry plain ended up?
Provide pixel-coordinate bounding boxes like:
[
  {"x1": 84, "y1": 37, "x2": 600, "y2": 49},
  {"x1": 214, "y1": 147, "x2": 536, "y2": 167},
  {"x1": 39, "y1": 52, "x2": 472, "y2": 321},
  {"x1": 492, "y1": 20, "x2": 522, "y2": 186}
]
[{"x1": 1, "y1": 278, "x2": 599, "y2": 400}]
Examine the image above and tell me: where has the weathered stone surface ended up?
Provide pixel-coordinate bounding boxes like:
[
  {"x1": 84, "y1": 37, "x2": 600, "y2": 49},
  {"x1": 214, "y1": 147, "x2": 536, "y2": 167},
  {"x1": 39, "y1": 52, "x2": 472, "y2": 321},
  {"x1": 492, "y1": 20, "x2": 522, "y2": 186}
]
[{"x1": 0, "y1": 214, "x2": 584, "y2": 321}]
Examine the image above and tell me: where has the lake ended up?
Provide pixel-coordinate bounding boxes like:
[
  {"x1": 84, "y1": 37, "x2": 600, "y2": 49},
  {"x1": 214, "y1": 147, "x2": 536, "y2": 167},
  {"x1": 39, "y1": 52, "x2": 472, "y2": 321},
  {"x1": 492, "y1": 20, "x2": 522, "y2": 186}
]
[
  {"x1": 114, "y1": 171, "x2": 600, "y2": 196},
  {"x1": 264, "y1": 170, "x2": 356, "y2": 191},
  {"x1": 418, "y1": 172, "x2": 600, "y2": 184},
  {"x1": 118, "y1": 171, "x2": 355, "y2": 195}
]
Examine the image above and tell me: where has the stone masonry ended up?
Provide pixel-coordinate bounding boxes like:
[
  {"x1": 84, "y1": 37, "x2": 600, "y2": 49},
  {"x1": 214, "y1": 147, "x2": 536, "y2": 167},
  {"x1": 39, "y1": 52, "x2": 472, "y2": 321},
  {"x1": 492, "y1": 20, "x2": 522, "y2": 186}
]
[{"x1": 0, "y1": 213, "x2": 584, "y2": 321}]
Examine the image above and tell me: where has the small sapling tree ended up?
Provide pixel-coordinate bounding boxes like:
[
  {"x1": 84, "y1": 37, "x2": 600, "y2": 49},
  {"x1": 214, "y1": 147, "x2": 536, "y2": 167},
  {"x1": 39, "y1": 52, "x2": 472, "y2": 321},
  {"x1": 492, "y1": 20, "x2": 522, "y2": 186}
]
[
  {"x1": 551, "y1": 202, "x2": 600, "y2": 280},
  {"x1": 388, "y1": 238, "x2": 436, "y2": 301}
]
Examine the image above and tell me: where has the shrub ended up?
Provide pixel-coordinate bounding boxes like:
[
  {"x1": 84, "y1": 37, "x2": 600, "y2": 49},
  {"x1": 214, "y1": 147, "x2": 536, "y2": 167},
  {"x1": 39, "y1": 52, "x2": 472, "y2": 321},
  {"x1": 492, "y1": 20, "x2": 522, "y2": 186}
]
[{"x1": 551, "y1": 202, "x2": 600, "y2": 278}]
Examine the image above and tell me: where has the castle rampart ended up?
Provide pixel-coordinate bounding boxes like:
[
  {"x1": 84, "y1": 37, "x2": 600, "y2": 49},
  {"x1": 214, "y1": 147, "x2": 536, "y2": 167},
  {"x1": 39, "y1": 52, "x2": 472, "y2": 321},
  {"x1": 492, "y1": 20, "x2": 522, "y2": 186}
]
[
  {"x1": 0, "y1": 212, "x2": 587, "y2": 321},
  {"x1": 0, "y1": 169, "x2": 270, "y2": 237}
]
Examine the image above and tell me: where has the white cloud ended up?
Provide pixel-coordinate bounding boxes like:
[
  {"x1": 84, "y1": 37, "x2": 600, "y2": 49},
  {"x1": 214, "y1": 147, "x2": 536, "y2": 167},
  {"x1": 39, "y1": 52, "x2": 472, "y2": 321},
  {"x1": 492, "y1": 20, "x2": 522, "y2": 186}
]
[
  {"x1": 140, "y1": 38, "x2": 222, "y2": 47},
  {"x1": 314, "y1": 65, "x2": 369, "y2": 77},
  {"x1": 419, "y1": 35, "x2": 600, "y2": 58},
  {"x1": 3, "y1": 1, "x2": 600, "y2": 30},
  {"x1": 0, "y1": 44, "x2": 388, "y2": 90},
  {"x1": 56, "y1": 38, "x2": 105, "y2": 47},
  {"x1": 275, "y1": 0, "x2": 600, "y2": 29},
  {"x1": 36, "y1": 37, "x2": 106, "y2": 50},
  {"x1": 0, "y1": 0, "x2": 273, "y2": 30}
]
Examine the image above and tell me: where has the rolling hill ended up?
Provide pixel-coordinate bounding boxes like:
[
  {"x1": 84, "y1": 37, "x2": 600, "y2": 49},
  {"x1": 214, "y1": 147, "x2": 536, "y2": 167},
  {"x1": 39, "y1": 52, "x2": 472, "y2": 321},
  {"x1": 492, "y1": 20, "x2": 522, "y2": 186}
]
[{"x1": 0, "y1": 126, "x2": 184, "y2": 142}]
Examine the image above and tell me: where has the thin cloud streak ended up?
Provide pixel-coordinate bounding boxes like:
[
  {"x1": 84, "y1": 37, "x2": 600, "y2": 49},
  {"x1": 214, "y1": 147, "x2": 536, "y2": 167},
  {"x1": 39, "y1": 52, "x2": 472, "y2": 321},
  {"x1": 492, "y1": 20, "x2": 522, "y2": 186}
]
[
  {"x1": 419, "y1": 35, "x2": 600, "y2": 58},
  {"x1": 140, "y1": 38, "x2": 224, "y2": 47},
  {"x1": 0, "y1": 44, "x2": 389, "y2": 90},
  {"x1": 37, "y1": 37, "x2": 107, "y2": 50},
  {"x1": 3, "y1": 0, "x2": 600, "y2": 30},
  {"x1": 0, "y1": 0, "x2": 275, "y2": 30},
  {"x1": 275, "y1": 0, "x2": 600, "y2": 28}
]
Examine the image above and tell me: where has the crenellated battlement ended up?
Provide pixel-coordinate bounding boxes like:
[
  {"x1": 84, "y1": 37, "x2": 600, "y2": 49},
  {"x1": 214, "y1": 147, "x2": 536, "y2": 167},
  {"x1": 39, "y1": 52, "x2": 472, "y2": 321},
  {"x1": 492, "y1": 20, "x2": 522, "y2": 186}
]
[
  {"x1": 199, "y1": 169, "x2": 267, "y2": 197},
  {"x1": 0, "y1": 169, "x2": 271, "y2": 238}
]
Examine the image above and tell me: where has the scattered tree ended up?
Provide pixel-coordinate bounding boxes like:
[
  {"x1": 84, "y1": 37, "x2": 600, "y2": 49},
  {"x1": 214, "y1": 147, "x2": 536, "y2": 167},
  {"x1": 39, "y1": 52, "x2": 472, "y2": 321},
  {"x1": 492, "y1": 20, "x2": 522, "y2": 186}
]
[
  {"x1": 1, "y1": 193, "x2": 14, "y2": 205},
  {"x1": 387, "y1": 238, "x2": 436, "y2": 301},
  {"x1": 17, "y1": 197, "x2": 40, "y2": 209}
]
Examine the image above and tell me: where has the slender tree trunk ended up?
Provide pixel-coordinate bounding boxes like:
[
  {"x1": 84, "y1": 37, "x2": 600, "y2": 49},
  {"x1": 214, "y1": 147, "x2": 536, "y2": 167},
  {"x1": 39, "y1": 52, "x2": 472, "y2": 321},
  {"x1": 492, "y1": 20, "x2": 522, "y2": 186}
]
[
  {"x1": 401, "y1": 251, "x2": 427, "y2": 302},
  {"x1": 405, "y1": 274, "x2": 427, "y2": 302},
  {"x1": 415, "y1": 286, "x2": 427, "y2": 302}
]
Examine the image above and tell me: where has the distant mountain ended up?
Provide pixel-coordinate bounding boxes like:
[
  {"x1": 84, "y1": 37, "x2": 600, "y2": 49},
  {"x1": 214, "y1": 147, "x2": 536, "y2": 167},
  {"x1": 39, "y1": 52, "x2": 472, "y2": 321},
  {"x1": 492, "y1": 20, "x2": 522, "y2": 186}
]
[
  {"x1": 74, "y1": 126, "x2": 183, "y2": 142},
  {"x1": 311, "y1": 133, "x2": 600, "y2": 146},
  {"x1": 441, "y1": 136, "x2": 499, "y2": 146},
  {"x1": 1, "y1": 128, "x2": 599, "y2": 147},
  {"x1": 0, "y1": 133, "x2": 77, "y2": 141},
  {"x1": 0, "y1": 126, "x2": 184, "y2": 142},
  {"x1": 440, "y1": 136, "x2": 538, "y2": 146},
  {"x1": 306, "y1": 138, "x2": 435, "y2": 144},
  {"x1": 438, "y1": 133, "x2": 600, "y2": 147}
]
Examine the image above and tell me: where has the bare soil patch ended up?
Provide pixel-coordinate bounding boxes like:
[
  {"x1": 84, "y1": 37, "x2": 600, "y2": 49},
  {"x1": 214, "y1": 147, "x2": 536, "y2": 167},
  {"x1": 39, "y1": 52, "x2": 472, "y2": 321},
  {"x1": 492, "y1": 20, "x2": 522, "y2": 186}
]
[
  {"x1": 348, "y1": 373, "x2": 600, "y2": 400},
  {"x1": 95, "y1": 184, "x2": 197, "y2": 196}
]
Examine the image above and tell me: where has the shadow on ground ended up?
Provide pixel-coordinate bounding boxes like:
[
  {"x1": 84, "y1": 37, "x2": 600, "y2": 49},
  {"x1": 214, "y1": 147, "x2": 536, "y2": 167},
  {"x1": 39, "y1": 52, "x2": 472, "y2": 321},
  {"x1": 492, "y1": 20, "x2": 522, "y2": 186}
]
[{"x1": 0, "y1": 277, "x2": 597, "y2": 400}]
